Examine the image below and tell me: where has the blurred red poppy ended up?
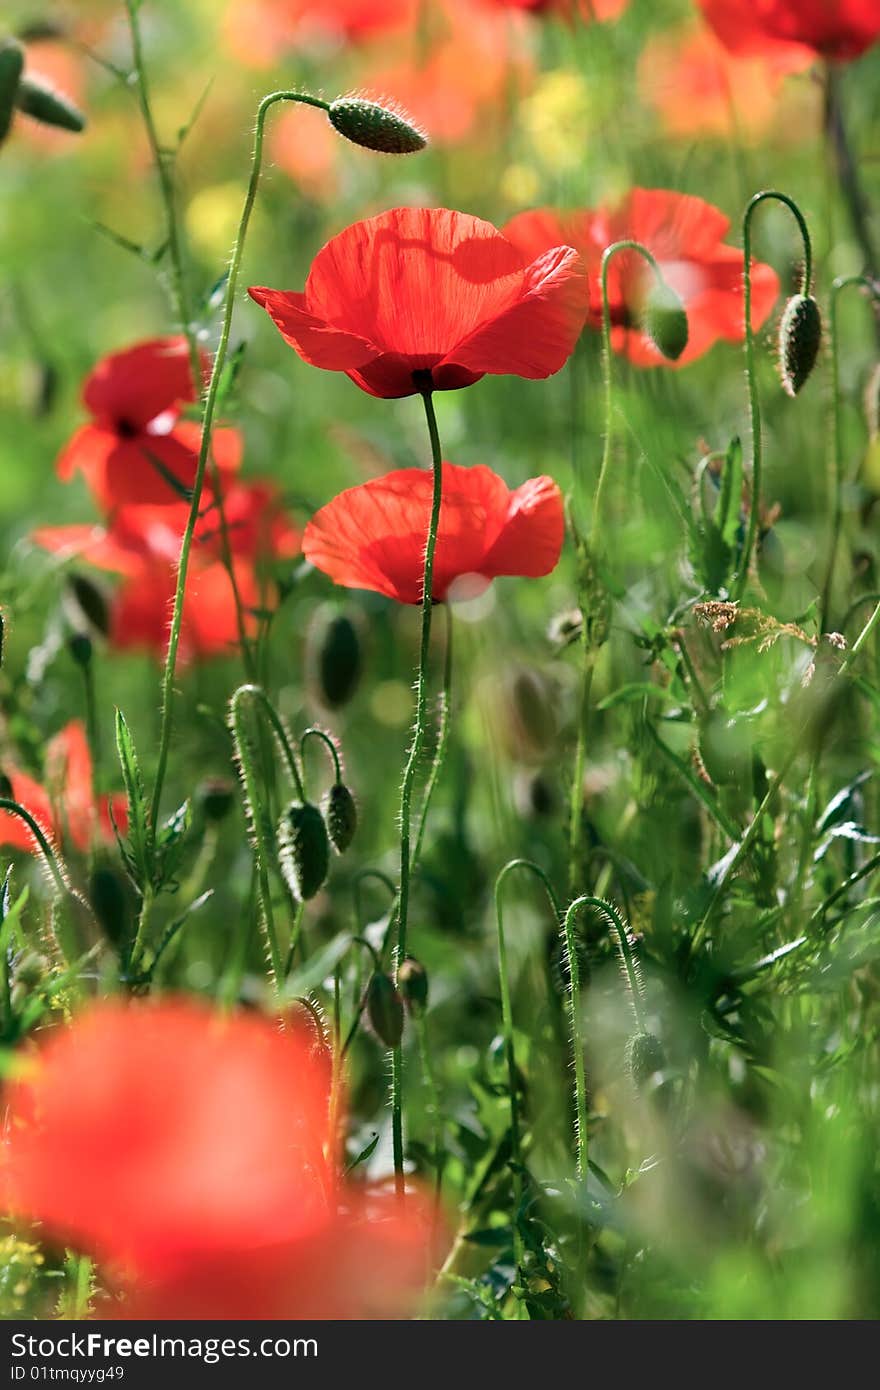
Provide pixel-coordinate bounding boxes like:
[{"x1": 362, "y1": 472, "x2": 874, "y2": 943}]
[
  {"x1": 0, "y1": 721, "x2": 126, "y2": 854},
  {"x1": 504, "y1": 189, "x2": 780, "y2": 366},
  {"x1": 33, "y1": 482, "x2": 299, "y2": 662},
  {"x1": 1, "y1": 1000, "x2": 432, "y2": 1318},
  {"x1": 57, "y1": 338, "x2": 242, "y2": 510},
  {"x1": 303, "y1": 461, "x2": 564, "y2": 604},
  {"x1": 697, "y1": 0, "x2": 880, "y2": 62},
  {"x1": 483, "y1": 0, "x2": 627, "y2": 16},
  {"x1": 638, "y1": 22, "x2": 812, "y2": 141},
  {"x1": 222, "y1": 0, "x2": 417, "y2": 66},
  {"x1": 249, "y1": 206, "x2": 588, "y2": 398}
]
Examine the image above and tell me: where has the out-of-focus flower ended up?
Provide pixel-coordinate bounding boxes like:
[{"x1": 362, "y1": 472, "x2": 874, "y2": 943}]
[
  {"x1": 697, "y1": 0, "x2": 880, "y2": 63},
  {"x1": 303, "y1": 461, "x2": 564, "y2": 604},
  {"x1": 0, "y1": 722, "x2": 126, "y2": 853},
  {"x1": 479, "y1": 0, "x2": 628, "y2": 19},
  {"x1": 15, "y1": 38, "x2": 85, "y2": 153},
  {"x1": 504, "y1": 189, "x2": 780, "y2": 366},
  {"x1": 57, "y1": 339, "x2": 242, "y2": 511},
  {"x1": 269, "y1": 103, "x2": 343, "y2": 200},
  {"x1": 1, "y1": 1000, "x2": 432, "y2": 1319},
  {"x1": 249, "y1": 206, "x2": 588, "y2": 398},
  {"x1": 33, "y1": 482, "x2": 299, "y2": 662},
  {"x1": 638, "y1": 22, "x2": 812, "y2": 141},
  {"x1": 222, "y1": 0, "x2": 418, "y2": 67}
]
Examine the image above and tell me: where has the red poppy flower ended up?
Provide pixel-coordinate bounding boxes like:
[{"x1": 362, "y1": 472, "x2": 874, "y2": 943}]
[
  {"x1": 33, "y1": 483, "x2": 299, "y2": 662},
  {"x1": 1, "y1": 1000, "x2": 432, "y2": 1319},
  {"x1": 222, "y1": 0, "x2": 417, "y2": 66},
  {"x1": 0, "y1": 722, "x2": 126, "y2": 854},
  {"x1": 57, "y1": 338, "x2": 242, "y2": 510},
  {"x1": 697, "y1": 0, "x2": 880, "y2": 62},
  {"x1": 480, "y1": 0, "x2": 627, "y2": 18},
  {"x1": 303, "y1": 461, "x2": 564, "y2": 604},
  {"x1": 638, "y1": 23, "x2": 812, "y2": 142},
  {"x1": 504, "y1": 189, "x2": 780, "y2": 366},
  {"x1": 249, "y1": 207, "x2": 588, "y2": 399}
]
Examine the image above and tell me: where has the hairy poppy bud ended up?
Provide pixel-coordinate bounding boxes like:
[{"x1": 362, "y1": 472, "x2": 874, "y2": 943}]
[
  {"x1": 307, "y1": 606, "x2": 363, "y2": 710},
  {"x1": 197, "y1": 777, "x2": 236, "y2": 824},
  {"x1": 327, "y1": 97, "x2": 426, "y2": 155},
  {"x1": 367, "y1": 971, "x2": 405, "y2": 1046},
  {"x1": 778, "y1": 293, "x2": 821, "y2": 396},
  {"x1": 625, "y1": 1031, "x2": 665, "y2": 1089},
  {"x1": 15, "y1": 74, "x2": 85, "y2": 132},
  {"x1": 67, "y1": 632, "x2": 92, "y2": 669},
  {"x1": 278, "y1": 800, "x2": 329, "y2": 901},
  {"x1": 324, "y1": 780, "x2": 357, "y2": 854},
  {"x1": 0, "y1": 38, "x2": 24, "y2": 144},
  {"x1": 63, "y1": 573, "x2": 111, "y2": 639},
  {"x1": 398, "y1": 956, "x2": 428, "y2": 1013},
  {"x1": 643, "y1": 282, "x2": 689, "y2": 362}
]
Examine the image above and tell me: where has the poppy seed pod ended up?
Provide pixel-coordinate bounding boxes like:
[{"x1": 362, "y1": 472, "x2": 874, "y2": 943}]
[
  {"x1": 778, "y1": 293, "x2": 822, "y2": 396},
  {"x1": 327, "y1": 97, "x2": 427, "y2": 155},
  {"x1": 643, "y1": 281, "x2": 689, "y2": 361},
  {"x1": 323, "y1": 781, "x2": 357, "y2": 854},
  {"x1": 398, "y1": 957, "x2": 429, "y2": 1013},
  {"x1": 0, "y1": 38, "x2": 24, "y2": 144},
  {"x1": 278, "y1": 801, "x2": 330, "y2": 901},
  {"x1": 625, "y1": 1031, "x2": 665, "y2": 1089},
  {"x1": 15, "y1": 74, "x2": 85, "y2": 133},
  {"x1": 307, "y1": 607, "x2": 363, "y2": 709},
  {"x1": 367, "y1": 972, "x2": 405, "y2": 1046}
]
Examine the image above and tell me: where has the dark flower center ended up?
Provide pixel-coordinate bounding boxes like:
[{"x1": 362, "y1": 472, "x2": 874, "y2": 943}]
[{"x1": 116, "y1": 417, "x2": 139, "y2": 439}]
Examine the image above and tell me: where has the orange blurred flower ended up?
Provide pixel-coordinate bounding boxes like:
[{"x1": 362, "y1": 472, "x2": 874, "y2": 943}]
[{"x1": 0, "y1": 722, "x2": 126, "y2": 854}]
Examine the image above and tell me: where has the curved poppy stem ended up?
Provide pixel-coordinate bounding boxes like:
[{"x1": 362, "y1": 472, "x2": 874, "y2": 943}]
[
  {"x1": 391, "y1": 385, "x2": 445, "y2": 1200},
  {"x1": 149, "y1": 89, "x2": 330, "y2": 836},
  {"x1": 820, "y1": 275, "x2": 880, "y2": 630},
  {"x1": 560, "y1": 897, "x2": 593, "y2": 1186},
  {"x1": 300, "y1": 727, "x2": 343, "y2": 787},
  {"x1": 0, "y1": 800, "x2": 69, "y2": 899},
  {"x1": 734, "y1": 190, "x2": 813, "y2": 603},
  {"x1": 234, "y1": 683, "x2": 305, "y2": 798},
  {"x1": 494, "y1": 859, "x2": 561, "y2": 1289}
]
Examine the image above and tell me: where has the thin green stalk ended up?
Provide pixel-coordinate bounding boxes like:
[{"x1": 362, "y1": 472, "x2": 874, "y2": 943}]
[
  {"x1": 494, "y1": 860, "x2": 562, "y2": 1281},
  {"x1": 560, "y1": 898, "x2": 592, "y2": 1185},
  {"x1": 301, "y1": 727, "x2": 343, "y2": 786},
  {"x1": 412, "y1": 604, "x2": 453, "y2": 869},
  {"x1": 391, "y1": 386, "x2": 445, "y2": 1199},
  {"x1": 235, "y1": 683, "x2": 305, "y2": 796},
  {"x1": 149, "y1": 89, "x2": 330, "y2": 834},
  {"x1": 228, "y1": 687, "x2": 285, "y2": 995},
  {"x1": 0, "y1": 799, "x2": 69, "y2": 899},
  {"x1": 735, "y1": 190, "x2": 813, "y2": 601},
  {"x1": 821, "y1": 275, "x2": 880, "y2": 629}
]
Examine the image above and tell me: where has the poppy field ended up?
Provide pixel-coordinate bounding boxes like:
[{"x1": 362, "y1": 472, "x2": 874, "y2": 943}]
[{"x1": 1, "y1": 0, "x2": 880, "y2": 1325}]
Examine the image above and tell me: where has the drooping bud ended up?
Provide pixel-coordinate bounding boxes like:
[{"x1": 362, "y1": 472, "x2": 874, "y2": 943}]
[
  {"x1": 398, "y1": 956, "x2": 428, "y2": 1014},
  {"x1": 277, "y1": 800, "x2": 329, "y2": 901},
  {"x1": 625, "y1": 1031, "x2": 665, "y2": 1089},
  {"x1": 63, "y1": 573, "x2": 111, "y2": 639},
  {"x1": 197, "y1": 777, "x2": 236, "y2": 824},
  {"x1": 0, "y1": 38, "x2": 24, "y2": 145},
  {"x1": 306, "y1": 606, "x2": 363, "y2": 710},
  {"x1": 327, "y1": 96, "x2": 426, "y2": 155},
  {"x1": 778, "y1": 293, "x2": 822, "y2": 396},
  {"x1": 15, "y1": 74, "x2": 86, "y2": 133},
  {"x1": 323, "y1": 781, "x2": 357, "y2": 854},
  {"x1": 367, "y1": 971, "x2": 405, "y2": 1046},
  {"x1": 643, "y1": 281, "x2": 689, "y2": 362}
]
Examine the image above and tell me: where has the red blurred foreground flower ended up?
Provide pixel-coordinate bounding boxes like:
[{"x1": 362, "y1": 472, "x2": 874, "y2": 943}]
[
  {"x1": 698, "y1": 0, "x2": 880, "y2": 62},
  {"x1": 34, "y1": 483, "x2": 299, "y2": 662},
  {"x1": 57, "y1": 338, "x2": 242, "y2": 510},
  {"x1": 303, "y1": 461, "x2": 564, "y2": 604},
  {"x1": 249, "y1": 206, "x2": 588, "y2": 398},
  {"x1": 0, "y1": 721, "x2": 125, "y2": 853},
  {"x1": 481, "y1": 0, "x2": 627, "y2": 18},
  {"x1": 505, "y1": 189, "x2": 780, "y2": 366},
  {"x1": 1, "y1": 1001, "x2": 432, "y2": 1318}
]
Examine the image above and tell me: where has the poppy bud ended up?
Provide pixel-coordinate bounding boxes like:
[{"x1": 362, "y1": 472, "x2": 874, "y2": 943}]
[
  {"x1": 306, "y1": 606, "x2": 363, "y2": 710},
  {"x1": 0, "y1": 38, "x2": 24, "y2": 145},
  {"x1": 865, "y1": 362, "x2": 880, "y2": 440},
  {"x1": 398, "y1": 956, "x2": 428, "y2": 1013},
  {"x1": 14, "y1": 74, "x2": 85, "y2": 132},
  {"x1": 277, "y1": 800, "x2": 329, "y2": 901},
  {"x1": 327, "y1": 96, "x2": 426, "y2": 155},
  {"x1": 643, "y1": 282, "x2": 689, "y2": 362},
  {"x1": 625, "y1": 1031, "x2": 665, "y2": 1089},
  {"x1": 367, "y1": 971, "x2": 405, "y2": 1046},
  {"x1": 197, "y1": 777, "x2": 236, "y2": 824},
  {"x1": 89, "y1": 865, "x2": 131, "y2": 951},
  {"x1": 63, "y1": 573, "x2": 111, "y2": 639},
  {"x1": 67, "y1": 632, "x2": 92, "y2": 669},
  {"x1": 323, "y1": 780, "x2": 357, "y2": 854},
  {"x1": 778, "y1": 293, "x2": 821, "y2": 396}
]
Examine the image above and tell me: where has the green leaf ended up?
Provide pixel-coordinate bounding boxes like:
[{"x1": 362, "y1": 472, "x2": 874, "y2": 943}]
[
  {"x1": 345, "y1": 1132, "x2": 380, "y2": 1174},
  {"x1": 114, "y1": 708, "x2": 152, "y2": 890}
]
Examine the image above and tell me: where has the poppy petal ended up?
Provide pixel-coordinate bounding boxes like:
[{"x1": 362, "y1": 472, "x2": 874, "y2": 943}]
[
  {"x1": 248, "y1": 287, "x2": 379, "y2": 370},
  {"x1": 82, "y1": 338, "x2": 204, "y2": 432},
  {"x1": 481, "y1": 475, "x2": 565, "y2": 578}
]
